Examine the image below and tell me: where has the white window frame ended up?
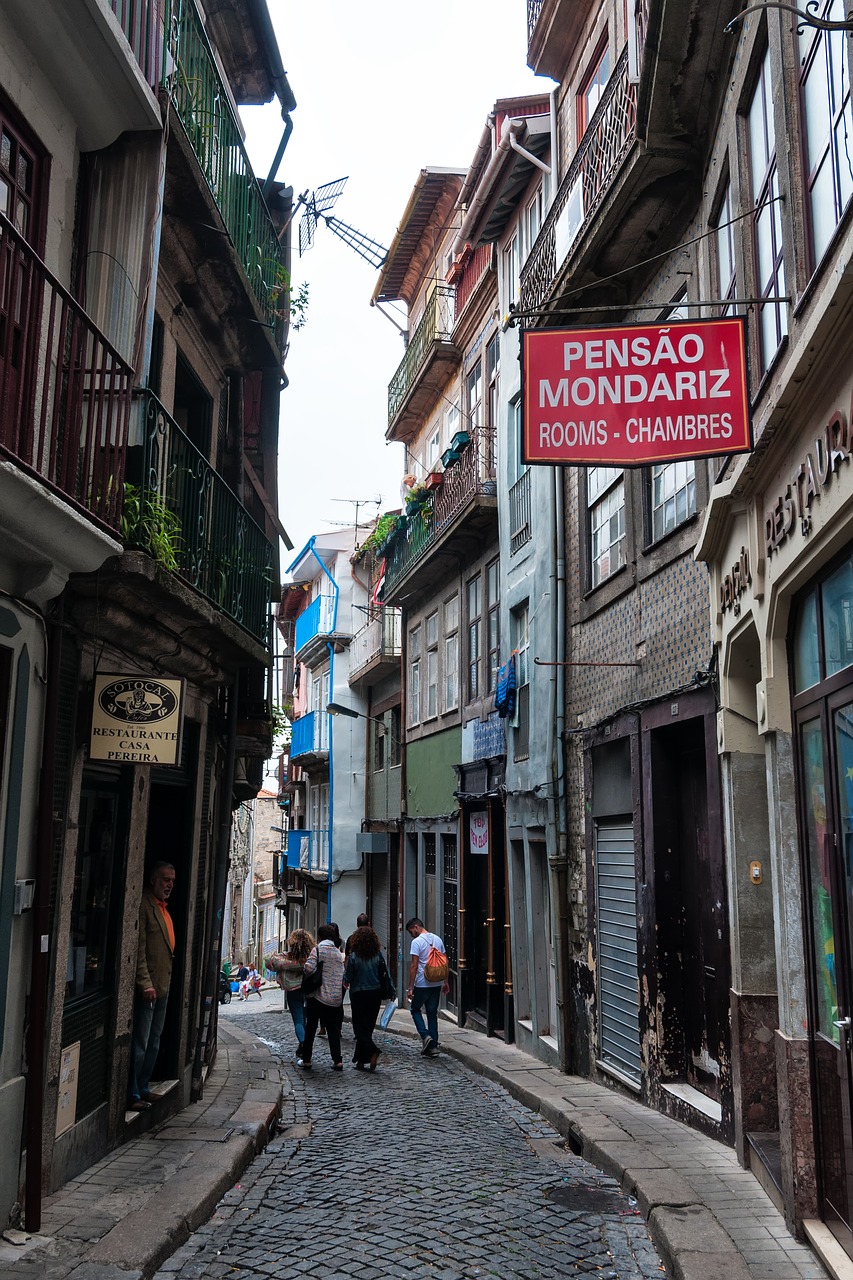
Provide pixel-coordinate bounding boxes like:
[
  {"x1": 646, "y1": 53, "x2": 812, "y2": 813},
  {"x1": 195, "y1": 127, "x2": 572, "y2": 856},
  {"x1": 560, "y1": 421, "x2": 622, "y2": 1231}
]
[{"x1": 588, "y1": 467, "x2": 626, "y2": 588}]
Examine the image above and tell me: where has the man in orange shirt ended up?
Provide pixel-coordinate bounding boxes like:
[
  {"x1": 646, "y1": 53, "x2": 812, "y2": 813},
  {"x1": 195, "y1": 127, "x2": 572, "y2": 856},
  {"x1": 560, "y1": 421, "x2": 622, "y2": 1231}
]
[{"x1": 129, "y1": 862, "x2": 176, "y2": 1111}]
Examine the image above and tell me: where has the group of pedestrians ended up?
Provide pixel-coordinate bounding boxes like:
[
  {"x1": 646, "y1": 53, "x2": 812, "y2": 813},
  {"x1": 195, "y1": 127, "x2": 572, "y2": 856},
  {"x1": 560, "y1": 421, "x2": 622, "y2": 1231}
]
[{"x1": 271, "y1": 913, "x2": 448, "y2": 1071}]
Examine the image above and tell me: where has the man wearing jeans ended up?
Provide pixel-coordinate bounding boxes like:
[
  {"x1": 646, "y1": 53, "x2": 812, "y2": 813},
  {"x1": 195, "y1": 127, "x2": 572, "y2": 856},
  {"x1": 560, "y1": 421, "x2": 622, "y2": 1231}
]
[
  {"x1": 129, "y1": 862, "x2": 176, "y2": 1110},
  {"x1": 406, "y1": 917, "x2": 447, "y2": 1057}
]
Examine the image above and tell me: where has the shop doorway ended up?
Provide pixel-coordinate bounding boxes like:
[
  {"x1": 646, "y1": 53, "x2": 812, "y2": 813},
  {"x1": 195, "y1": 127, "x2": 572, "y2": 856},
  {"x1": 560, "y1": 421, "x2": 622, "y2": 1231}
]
[
  {"x1": 145, "y1": 775, "x2": 192, "y2": 1086},
  {"x1": 793, "y1": 553, "x2": 853, "y2": 1252}
]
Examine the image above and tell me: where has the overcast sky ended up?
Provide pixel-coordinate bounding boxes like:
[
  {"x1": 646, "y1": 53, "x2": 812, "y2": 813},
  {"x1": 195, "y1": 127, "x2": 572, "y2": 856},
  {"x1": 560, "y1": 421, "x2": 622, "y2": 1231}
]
[{"x1": 241, "y1": 2, "x2": 551, "y2": 565}]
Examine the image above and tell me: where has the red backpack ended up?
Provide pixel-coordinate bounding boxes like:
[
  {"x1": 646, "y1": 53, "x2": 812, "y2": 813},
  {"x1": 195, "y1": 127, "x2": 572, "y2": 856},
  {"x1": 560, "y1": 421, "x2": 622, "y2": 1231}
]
[{"x1": 424, "y1": 936, "x2": 448, "y2": 982}]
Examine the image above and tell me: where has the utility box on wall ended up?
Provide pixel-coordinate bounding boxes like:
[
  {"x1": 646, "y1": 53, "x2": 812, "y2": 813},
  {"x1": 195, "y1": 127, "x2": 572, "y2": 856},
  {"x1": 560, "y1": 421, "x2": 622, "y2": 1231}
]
[{"x1": 356, "y1": 833, "x2": 390, "y2": 854}]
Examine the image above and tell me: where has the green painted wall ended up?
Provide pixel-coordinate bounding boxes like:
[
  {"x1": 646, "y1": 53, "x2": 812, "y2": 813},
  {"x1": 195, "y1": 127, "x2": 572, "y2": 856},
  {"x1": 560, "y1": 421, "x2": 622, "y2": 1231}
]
[{"x1": 406, "y1": 727, "x2": 461, "y2": 817}]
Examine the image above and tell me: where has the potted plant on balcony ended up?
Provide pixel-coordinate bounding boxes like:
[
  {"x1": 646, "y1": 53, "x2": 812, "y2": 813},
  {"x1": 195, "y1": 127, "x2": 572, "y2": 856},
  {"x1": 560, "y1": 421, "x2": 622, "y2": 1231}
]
[
  {"x1": 441, "y1": 446, "x2": 460, "y2": 469},
  {"x1": 405, "y1": 480, "x2": 429, "y2": 514},
  {"x1": 451, "y1": 429, "x2": 471, "y2": 453},
  {"x1": 424, "y1": 469, "x2": 444, "y2": 490},
  {"x1": 121, "y1": 482, "x2": 182, "y2": 571}
]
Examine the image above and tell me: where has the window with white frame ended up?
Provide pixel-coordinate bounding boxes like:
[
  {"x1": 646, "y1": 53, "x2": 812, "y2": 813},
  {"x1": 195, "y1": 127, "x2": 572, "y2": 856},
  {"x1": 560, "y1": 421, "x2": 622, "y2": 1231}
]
[
  {"x1": 467, "y1": 361, "x2": 483, "y2": 433},
  {"x1": 588, "y1": 467, "x2": 625, "y2": 587},
  {"x1": 525, "y1": 185, "x2": 544, "y2": 253},
  {"x1": 467, "y1": 574, "x2": 481, "y2": 701},
  {"x1": 513, "y1": 602, "x2": 530, "y2": 762},
  {"x1": 409, "y1": 624, "x2": 421, "y2": 725},
  {"x1": 645, "y1": 295, "x2": 695, "y2": 542},
  {"x1": 426, "y1": 611, "x2": 439, "y2": 718},
  {"x1": 446, "y1": 399, "x2": 460, "y2": 442},
  {"x1": 799, "y1": 1, "x2": 853, "y2": 269},
  {"x1": 650, "y1": 460, "x2": 696, "y2": 541},
  {"x1": 747, "y1": 45, "x2": 788, "y2": 371},
  {"x1": 715, "y1": 180, "x2": 737, "y2": 312},
  {"x1": 427, "y1": 422, "x2": 441, "y2": 469},
  {"x1": 579, "y1": 41, "x2": 610, "y2": 137},
  {"x1": 503, "y1": 230, "x2": 520, "y2": 306},
  {"x1": 444, "y1": 594, "x2": 459, "y2": 711},
  {"x1": 487, "y1": 560, "x2": 499, "y2": 694}
]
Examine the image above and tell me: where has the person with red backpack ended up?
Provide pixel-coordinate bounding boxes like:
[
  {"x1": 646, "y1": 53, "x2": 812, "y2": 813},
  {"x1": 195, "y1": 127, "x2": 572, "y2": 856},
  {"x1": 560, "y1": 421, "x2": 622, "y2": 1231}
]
[{"x1": 405, "y1": 917, "x2": 448, "y2": 1057}]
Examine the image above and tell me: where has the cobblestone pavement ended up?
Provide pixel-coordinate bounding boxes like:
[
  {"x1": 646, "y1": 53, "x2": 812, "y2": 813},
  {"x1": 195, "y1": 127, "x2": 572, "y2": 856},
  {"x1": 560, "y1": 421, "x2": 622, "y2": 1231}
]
[{"x1": 155, "y1": 1011, "x2": 666, "y2": 1280}]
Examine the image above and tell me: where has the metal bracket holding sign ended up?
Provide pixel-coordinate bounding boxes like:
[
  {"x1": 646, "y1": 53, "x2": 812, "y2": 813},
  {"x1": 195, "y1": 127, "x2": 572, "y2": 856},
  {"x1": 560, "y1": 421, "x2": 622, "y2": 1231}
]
[{"x1": 521, "y1": 316, "x2": 752, "y2": 468}]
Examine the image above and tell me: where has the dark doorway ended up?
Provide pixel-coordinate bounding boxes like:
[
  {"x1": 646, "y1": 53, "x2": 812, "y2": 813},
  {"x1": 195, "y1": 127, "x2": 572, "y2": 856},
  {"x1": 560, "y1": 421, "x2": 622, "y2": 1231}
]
[
  {"x1": 145, "y1": 776, "x2": 192, "y2": 1085},
  {"x1": 173, "y1": 352, "x2": 212, "y2": 457},
  {"x1": 649, "y1": 714, "x2": 728, "y2": 1101}
]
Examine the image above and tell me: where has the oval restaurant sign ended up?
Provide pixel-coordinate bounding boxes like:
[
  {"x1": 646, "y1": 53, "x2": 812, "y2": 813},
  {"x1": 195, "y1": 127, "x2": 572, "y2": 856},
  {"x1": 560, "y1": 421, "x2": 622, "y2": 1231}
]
[
  {"x1": 90, "y1": 673, "x2": 185, "y2": 765},
  {"x1": 521, "y1": 317, "x2": 752, "y2": 466}
]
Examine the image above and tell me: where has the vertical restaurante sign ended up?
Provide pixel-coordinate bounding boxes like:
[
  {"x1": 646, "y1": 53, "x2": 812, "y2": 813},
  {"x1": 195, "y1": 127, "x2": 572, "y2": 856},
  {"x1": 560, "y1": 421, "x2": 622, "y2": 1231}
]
[
  {"x1": 90, "y1": 674, "x2": 185, "y2": 764},
  {"x1": 522, "y1": 318, "x2": 752, "y2": 466}
]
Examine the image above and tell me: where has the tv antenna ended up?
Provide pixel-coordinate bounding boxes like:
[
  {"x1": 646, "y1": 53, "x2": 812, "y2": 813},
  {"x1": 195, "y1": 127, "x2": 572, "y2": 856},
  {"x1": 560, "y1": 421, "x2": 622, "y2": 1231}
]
[
  {"x1": 297, "y1": 178, "x2": 388, "y2": 270},
  {"x1": 325, "y1": 496, "x2": 383, "y2": 549}
]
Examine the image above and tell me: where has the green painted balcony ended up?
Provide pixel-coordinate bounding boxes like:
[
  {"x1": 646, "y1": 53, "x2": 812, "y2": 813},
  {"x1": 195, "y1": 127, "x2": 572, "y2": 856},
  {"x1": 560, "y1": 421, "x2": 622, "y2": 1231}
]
[{"x1": 128, "y1": 390, "x2": 275, "y2": 644}]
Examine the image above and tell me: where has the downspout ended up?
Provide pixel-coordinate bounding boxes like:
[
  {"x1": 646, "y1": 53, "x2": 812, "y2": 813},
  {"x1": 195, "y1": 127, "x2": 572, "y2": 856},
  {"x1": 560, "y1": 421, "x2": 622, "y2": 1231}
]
[
  {"x1": 191, "y1": 680, "x2": 239, "y2": 1099},
  {"x1": 326, "y1": 642, "x2": 335, "y2": 923},
  {"x1": 249, "y1": 0, "x2": 297, "y2": 199},
  {"x1": 549, "y1": 87, "x2": 558, "y2": 208},
  {"x1": 302, "y1": 537, "x2": 341, "y2": 922},
  {"x1": 551, "y1": 465, "x2": 570, "y2": 1072},
  {"x1": 24, "y1": 607, "x2": 60, "y2": 1233},
  {"x1": 508, "y1": 133, "x2": 551, "y2": 175}
]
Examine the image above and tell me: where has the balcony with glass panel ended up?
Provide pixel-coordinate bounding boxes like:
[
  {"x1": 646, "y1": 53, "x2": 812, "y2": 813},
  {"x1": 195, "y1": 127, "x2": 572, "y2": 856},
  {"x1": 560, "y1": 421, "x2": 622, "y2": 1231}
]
[
  {"x1": 286, "y1": 827, "x2": 330, "y2": 876},
  {"x1": 348, "y1": 609, "x2": 402, "y2": 687},
  {"x1": 387, "y1": 285, "x2": 460, "y2": 444},
  {"x1": 289, "y1": 711, "x2": 329, "y2": 766},
  {"x1": 294, "y1": 592, "x2": 353, "y2": 668}
]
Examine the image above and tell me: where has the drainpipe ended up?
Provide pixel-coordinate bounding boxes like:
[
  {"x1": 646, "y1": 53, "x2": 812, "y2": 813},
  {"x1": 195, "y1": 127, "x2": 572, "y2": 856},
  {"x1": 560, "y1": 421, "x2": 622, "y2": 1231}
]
[
  {"x1": 508, "y1": 133, "x2": 551, "y2": 174},
  {"x1": 326, "y1": 642, "x2": 335, "y2": 923},
  {"x1": 248, "y1": 0, "x2": 297, "y2": 199},
  {"x1": 301, "y1": 538, "x2": 340, "y2": 923},
  {"x1": 550, "y1": 466, "x2": 570, "y2": 1072},
  {"x1": 548, "y1": 87, "x2": 558, "y2": 208},
  {"x1": 24, "y1": 607, "x2": 61, "y2": 1233},
  {"x1": 452, "y1": 118, "x2": 551, "y2": 258}
]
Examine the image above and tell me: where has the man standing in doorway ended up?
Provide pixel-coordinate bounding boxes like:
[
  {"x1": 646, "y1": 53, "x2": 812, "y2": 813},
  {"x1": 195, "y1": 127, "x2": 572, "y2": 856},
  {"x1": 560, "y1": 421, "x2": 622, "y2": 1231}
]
[
  {"x1": 129, "y1": 861, "x2": 176, "y2": 1111},
  {"x1": 406, "y1": 917, "x2": 447, "y2": 1057}
]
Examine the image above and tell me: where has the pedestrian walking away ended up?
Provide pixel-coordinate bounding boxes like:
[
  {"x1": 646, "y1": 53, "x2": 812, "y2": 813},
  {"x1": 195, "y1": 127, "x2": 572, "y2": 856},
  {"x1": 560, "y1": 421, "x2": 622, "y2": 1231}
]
[
  {"x1": 344, "y1": 911, "x2": 371, "y2": 956},
  {"x1": 344, "y1": 925, "x2": 393, "y2": 1070},
  {"x1": 129, "y1": 861, "x2": 176, "y2": 1110},
  {"x1": 406, "y1": 916, "x2": 448, "y2": 1056},
  {"x1": 299, "y1": 923, "x2": 346, "y2": 1070},
  {"x1": 271, "y1": 927, "x2": 315, "y2": 1058}
]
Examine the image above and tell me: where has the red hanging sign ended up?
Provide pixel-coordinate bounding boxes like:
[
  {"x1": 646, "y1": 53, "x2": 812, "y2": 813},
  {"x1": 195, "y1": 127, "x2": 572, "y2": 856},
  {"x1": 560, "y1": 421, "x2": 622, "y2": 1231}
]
[{"x1": 522, "y1": 317, "x2": 752, "y2": 467}]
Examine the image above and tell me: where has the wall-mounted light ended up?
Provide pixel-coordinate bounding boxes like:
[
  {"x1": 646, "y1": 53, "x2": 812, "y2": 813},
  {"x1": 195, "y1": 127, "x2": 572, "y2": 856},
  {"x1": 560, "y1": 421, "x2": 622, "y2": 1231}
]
[{"x1": 327, "y1": 701, "x2": 387, "y2": 734}]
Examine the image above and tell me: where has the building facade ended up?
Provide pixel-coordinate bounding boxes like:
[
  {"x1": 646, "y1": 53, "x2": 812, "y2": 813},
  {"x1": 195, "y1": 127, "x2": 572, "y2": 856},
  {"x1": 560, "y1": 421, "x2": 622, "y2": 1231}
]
[{"x1": 0, "y1": 0, "x2": 292, "y2": 1227}]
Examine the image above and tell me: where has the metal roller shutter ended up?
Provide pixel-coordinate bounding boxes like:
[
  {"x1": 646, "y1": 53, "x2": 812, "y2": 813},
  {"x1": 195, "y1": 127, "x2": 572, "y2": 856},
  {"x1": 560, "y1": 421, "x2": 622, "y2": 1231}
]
[{"x1": 595, "y1": 819, "x2": 641, "y2": 1083}]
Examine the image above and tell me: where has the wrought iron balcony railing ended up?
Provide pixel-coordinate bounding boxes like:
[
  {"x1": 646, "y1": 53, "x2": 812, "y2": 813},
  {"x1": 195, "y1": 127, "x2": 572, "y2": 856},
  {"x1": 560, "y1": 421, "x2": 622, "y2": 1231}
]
[
  {"x1": 348, "y1": 609, "x2": 402, "y2": 681},
  {"x1": 290, "y1": 710, "x2": 329, "y2": 760},
  {"x1": 286, "y1": 827, "x2": 329, "y2": 874},
  {"x1": 110, "y1": 0, "x2": 287, "y2": 331},
  {"x1": 520, "y1": 47, "x2": 637, "y2": 315},
  {"x1": 388, "y1": 284, "x2": 456, "y2": 427},
  {"x1": 166, "y1": 0, "x2": 288, "y2": 331},
  {"x1": 109, "y1": 0, "x2": 165, "y2": 86},
  {"x1": 384, "y1": 427, "x2": 496, "y2": 595},
  {"x1": 508, "y1": 469, "x2": 532, "y2": 556},
  {"x1": 0, "y1": 210, "x2": 132, "y2": 533},
  {"x1": 526, "y1": 0, "x2": 545, "y2": 43},
  {"x1": 133, "y1": 391, "x2": 274, "y2": 643}
]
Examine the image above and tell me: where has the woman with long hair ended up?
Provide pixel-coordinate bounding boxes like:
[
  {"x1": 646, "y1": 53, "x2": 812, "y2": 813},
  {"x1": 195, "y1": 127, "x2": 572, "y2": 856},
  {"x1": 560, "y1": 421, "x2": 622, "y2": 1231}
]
[
  {"x1": 300, "y1": 923, "x2": 346, "y2": 1070},
  {"x1": 344, "y1": 926, "x2": 391, "y2": 1072},
  {"x1": 277, "y1": 928, "x2": 315, "y2": 1059}
]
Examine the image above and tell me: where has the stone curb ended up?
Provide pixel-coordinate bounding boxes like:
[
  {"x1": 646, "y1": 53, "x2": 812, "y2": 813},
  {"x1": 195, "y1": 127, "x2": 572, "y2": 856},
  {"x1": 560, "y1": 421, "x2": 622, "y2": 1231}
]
[
  {"x1": 83, "y1": 1021, "x2": 284, "y2": 1279},
  {"x1": 437, "y1": 1036, "x2": 747, "y2": 1280}
]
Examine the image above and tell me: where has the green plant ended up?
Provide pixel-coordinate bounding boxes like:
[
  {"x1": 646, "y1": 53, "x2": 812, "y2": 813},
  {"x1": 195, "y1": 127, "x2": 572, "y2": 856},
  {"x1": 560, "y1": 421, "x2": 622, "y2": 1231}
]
[
  {"x1": 355, "y1": 512, "x2": 400, "y2": 561},
  {"x1": 266, "y1": 262, "x2": 310, "y2": 331},
  {"x1": 121, "y1": 483, "x2": 183, "y2": 571}
]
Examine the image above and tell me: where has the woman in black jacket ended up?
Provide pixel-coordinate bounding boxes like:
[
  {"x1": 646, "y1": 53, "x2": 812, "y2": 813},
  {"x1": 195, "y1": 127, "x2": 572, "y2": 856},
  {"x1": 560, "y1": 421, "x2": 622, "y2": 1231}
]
[{"x1": 344, "y1": 926, "x2": 391, "y2": 1071}]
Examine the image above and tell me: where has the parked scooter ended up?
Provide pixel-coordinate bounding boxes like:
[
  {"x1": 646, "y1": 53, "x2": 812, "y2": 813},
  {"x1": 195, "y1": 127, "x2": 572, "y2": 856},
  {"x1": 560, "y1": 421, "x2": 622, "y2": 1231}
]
[{"x1": 218, "y1": 970, "x2": 232, "y2": 1004}]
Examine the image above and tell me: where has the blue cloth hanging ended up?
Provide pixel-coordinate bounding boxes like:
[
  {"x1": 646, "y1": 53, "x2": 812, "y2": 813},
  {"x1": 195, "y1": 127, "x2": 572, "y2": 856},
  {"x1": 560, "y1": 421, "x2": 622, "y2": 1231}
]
[{"x1": 494, "y1": 655, "x2": 517, "y2": 718}]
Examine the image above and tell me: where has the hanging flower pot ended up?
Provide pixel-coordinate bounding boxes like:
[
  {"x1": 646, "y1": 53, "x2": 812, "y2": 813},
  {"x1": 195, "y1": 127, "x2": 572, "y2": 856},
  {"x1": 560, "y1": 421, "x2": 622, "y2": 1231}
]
[
  {"x1": 441, "y1": 446, "x2": 460, "y2": 469},
  {"x1": 425, "y1": 471, "x2": 444, "y2": 490},
  {"x1": 451, "y1": 429, "x2": 471, "y2": 452}
]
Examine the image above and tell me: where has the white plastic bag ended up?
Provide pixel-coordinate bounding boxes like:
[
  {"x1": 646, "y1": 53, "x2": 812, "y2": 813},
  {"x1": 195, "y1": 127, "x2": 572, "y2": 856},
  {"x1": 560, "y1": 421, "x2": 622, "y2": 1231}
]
[{"x1": 379, "y1": 996, "x2": 398, "y2": 1030}]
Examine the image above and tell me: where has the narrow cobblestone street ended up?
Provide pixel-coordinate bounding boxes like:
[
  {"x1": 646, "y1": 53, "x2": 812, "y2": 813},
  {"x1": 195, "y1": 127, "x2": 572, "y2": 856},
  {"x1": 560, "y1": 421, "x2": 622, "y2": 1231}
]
[{"x1": 156, "y1": 1008, "x2": 665, "y2": 1280}]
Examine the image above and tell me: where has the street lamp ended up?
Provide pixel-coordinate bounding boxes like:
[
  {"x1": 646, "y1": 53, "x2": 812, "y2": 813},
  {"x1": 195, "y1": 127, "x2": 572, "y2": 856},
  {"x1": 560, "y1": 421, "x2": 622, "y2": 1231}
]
[{"x1": 326, "y1": 701, "x2": 386, "y2": 733}]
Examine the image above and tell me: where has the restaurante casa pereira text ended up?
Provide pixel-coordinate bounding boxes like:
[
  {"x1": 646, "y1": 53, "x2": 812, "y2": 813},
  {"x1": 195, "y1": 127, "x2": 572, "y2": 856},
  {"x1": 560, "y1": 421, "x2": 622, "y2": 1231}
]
[{"x1": 522, "y1": 318, "x2": 751, "y2": 466}]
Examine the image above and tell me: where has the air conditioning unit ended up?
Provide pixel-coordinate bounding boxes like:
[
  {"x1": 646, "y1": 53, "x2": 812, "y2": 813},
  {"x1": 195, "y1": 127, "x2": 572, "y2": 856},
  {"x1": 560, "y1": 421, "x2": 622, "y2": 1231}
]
[{"x1": 356, "y1": 833, "x2": 390, "y2": 855}]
